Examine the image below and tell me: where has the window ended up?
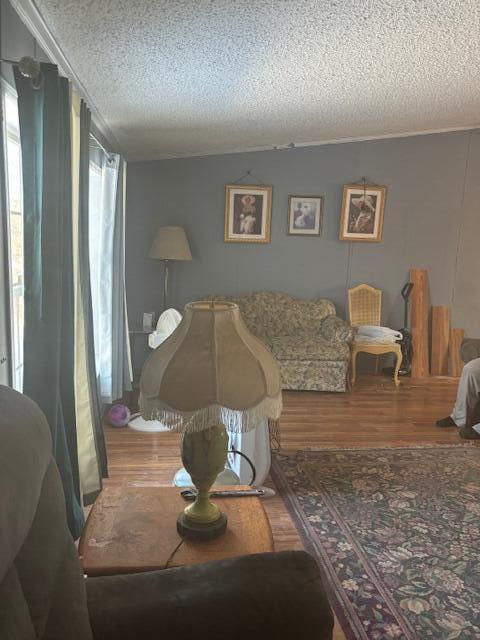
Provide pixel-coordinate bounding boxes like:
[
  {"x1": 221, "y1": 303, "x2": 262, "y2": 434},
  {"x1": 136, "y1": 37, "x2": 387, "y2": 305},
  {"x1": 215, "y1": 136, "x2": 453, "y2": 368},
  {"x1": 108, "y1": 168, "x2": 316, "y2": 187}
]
[
  {"x1": 88, "y1": 157, "x2": 105, "y2": 384},
  {"x1": 2, "y1": 85, "x2": 24, "y2": 390},
  {"x1": 88, "y1": 143, "x2": 120, "y2": 402}
]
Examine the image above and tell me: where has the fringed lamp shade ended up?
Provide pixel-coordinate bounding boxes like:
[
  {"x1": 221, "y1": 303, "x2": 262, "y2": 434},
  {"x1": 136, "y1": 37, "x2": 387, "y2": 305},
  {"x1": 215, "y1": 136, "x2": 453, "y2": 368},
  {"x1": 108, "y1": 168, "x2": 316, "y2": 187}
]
[{"x1": 139, "y1": 301, "x2": 282, "y2": 433}]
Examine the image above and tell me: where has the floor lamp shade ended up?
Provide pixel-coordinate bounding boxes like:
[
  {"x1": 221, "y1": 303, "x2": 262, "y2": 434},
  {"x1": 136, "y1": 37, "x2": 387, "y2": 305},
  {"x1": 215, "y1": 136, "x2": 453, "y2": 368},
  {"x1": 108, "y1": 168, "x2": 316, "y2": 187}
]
[
  {"x1": 149, "y1": 226, "x2": 192, "y2": 261},
  {"x1": 139, "y1": 301, "x2": 282, "y2": 433},
  {"x1": 149, "y1": 226, "x2": 192, "y2": 310}
]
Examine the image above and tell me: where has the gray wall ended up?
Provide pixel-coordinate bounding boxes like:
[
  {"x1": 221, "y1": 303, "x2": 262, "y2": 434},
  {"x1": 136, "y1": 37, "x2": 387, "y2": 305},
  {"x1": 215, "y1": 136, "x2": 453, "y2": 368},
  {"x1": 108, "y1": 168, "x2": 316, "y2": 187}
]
[{"x1": 126, "y1": 131, "x2": 480, "y2": 357}]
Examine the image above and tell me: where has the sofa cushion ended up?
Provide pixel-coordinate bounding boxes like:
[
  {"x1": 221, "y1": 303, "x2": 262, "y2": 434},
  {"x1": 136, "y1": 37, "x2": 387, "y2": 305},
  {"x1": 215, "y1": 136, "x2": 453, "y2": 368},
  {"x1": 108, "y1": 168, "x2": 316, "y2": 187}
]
[
  {"x1": 216, "y1": 292, "x2": 337, "y2": 337},
  {"x1": 0, "y1": 386, "x2": 94, "y2": 640},
  {"x1": 261, "y1": 294, "x2": 335, "y2": 336},
  {"x1": 269, "y1": 334, "x2": 350, "y2": 361}
]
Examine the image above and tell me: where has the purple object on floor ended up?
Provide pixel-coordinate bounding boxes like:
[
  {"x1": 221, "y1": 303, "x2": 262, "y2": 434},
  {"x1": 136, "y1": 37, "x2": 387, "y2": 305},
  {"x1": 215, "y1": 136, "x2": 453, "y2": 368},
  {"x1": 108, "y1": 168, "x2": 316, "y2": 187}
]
[{"x1": 106, "y1": 404, "x2": 131, "y2": 427}]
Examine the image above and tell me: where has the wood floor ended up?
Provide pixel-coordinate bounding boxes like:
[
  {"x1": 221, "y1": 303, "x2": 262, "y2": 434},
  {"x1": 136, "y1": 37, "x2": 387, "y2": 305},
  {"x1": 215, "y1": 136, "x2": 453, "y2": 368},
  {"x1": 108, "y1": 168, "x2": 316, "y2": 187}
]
[{"x1": 104, "y1": 374, "x2": 464, "y2": 640}]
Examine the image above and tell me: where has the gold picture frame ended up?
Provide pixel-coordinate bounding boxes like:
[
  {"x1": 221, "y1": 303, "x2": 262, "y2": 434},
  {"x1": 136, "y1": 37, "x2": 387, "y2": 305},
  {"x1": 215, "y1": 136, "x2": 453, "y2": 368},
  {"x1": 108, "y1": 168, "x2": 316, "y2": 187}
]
[
  {"x1": 224, "y1": 184, "x2": 272, "y2": 243},
  {"x1": 339, "y1": 184, "x2": 387, "y2": 242}
]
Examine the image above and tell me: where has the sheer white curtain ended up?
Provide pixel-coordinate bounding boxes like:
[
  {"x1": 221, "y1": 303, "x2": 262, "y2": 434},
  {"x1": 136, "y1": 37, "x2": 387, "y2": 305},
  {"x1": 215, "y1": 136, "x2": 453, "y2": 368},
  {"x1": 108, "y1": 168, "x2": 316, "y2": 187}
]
[{"x1": 89, "y1": 144, "x2": 131, "y2": 404}]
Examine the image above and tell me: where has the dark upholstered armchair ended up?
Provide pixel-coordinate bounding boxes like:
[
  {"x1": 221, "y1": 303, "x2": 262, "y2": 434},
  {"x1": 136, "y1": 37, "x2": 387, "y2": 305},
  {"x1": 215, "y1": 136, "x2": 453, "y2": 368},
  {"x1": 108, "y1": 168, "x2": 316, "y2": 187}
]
[
  {"x1": 461, "y1": 338, "x2": 480, "y2": 364},
  {"x1": 0, "y1": 385, "x2": 334, "y2": 640}
]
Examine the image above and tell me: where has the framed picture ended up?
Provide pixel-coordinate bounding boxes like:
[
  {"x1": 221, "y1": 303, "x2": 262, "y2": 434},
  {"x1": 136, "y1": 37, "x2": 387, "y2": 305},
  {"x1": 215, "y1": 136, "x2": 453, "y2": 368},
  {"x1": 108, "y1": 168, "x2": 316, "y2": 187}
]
[
  {"x1": 339, "y1": 184, "x2": 387, "y2": 242},
  {"x1": 288, "y1": 196, "x2": 323, "y2": 235},
  {"x1": 224, "y1": 184, "x2": 272, "y2": 243}
]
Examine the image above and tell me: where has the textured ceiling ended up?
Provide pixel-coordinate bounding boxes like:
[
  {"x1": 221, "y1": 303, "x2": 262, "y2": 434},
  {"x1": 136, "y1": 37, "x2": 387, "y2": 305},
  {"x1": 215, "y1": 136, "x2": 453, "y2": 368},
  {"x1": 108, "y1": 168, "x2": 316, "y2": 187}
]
[{"x1": 34, "y1": 0, "x2": 480, "y2": 160}]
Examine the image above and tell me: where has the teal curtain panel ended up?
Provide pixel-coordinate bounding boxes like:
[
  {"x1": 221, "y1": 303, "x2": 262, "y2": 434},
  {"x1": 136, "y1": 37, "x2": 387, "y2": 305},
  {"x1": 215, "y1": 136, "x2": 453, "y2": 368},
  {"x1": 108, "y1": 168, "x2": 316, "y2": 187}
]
[{"x1": 14, "y1": 63, "x2": 84, "y2": 538}]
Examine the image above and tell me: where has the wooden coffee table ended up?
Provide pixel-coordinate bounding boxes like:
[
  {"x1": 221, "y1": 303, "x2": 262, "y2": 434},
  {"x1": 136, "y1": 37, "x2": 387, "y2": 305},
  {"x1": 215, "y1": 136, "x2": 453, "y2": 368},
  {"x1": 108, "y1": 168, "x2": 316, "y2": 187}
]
[{"x1": 79, "y1": 483, "x2": 274, "y2": 576}]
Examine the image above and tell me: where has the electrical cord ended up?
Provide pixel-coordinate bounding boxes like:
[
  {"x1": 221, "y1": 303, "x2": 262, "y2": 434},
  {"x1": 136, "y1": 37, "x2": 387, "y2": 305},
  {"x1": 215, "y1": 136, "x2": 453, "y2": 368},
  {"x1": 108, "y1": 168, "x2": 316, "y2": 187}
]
[
  {"x1": 228, "y1": 444, "x2": 256, "y2": 486},
  {"x1": 164, "y1": 538, "x2": 185, "y2": 569}
]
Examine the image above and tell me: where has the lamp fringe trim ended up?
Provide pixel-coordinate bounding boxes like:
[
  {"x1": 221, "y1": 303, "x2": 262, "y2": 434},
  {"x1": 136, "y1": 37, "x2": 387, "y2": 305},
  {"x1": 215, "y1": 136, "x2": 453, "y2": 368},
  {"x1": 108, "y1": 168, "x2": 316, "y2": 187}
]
[{"x1": 139, "y1": 394, "x2": 283, "y2": 434}]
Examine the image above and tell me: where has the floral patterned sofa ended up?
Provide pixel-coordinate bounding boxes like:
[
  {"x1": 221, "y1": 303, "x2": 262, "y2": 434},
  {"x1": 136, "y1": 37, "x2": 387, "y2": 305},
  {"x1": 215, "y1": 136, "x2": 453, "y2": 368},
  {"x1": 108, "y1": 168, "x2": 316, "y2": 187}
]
[{"x1": 217, "y1": 291, "x2": 352, "y2": 392}]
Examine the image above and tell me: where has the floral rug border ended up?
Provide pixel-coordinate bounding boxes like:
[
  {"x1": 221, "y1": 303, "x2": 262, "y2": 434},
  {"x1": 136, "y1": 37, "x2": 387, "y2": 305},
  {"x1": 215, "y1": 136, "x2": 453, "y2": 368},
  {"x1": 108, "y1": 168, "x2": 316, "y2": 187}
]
[
  {"x1": 272, "y1": 451, "x2": 370, "y2": 639},
  {"x1": 271, "y1": 445, "x2": 480, "y2": 640}
]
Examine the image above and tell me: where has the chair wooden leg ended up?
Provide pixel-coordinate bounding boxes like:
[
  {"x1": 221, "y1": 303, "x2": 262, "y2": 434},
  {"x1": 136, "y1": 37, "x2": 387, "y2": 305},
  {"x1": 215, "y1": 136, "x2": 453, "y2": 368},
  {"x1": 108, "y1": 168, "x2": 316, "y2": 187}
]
[{"x1": 394, "y1": 350, "x2": 403, "y2": 386}]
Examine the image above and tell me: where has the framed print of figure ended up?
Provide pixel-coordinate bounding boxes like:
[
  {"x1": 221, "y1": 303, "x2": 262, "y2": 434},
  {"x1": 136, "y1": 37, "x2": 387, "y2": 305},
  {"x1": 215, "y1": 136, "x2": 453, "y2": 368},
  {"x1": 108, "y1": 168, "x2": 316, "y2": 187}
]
[
  {"x1": 224, "y1": 184, "x2": 272, "y2": 243},
  {"x1": 339, "y1": 184, "x2": 387, "y2": 242}
]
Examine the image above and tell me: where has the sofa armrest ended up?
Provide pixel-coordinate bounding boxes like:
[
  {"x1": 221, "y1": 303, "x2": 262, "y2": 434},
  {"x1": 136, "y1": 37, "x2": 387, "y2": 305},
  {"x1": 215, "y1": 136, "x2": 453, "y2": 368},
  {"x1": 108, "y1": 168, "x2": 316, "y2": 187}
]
[
  {"x1": 86, "y1": 551, "x2": 334, "y2": 640},
  {"x1": 320, "y1": 315, "x2": 353, "y2": 342},
  {"x1": 461, "y1": 338, "x2": 480, "y2": 364}
]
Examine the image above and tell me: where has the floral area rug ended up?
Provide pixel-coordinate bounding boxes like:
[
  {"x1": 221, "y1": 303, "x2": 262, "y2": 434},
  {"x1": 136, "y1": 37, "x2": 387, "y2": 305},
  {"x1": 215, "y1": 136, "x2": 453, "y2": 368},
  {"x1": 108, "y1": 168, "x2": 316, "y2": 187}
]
[{"x1": 272, "y1": 446, "x2": 480, "y2": 640}]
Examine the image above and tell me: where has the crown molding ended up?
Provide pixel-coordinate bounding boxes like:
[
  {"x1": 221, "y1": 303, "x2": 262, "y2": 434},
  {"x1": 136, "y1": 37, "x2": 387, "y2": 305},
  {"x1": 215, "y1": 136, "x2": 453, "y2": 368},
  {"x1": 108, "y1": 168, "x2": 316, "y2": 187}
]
[
  {"x1": 9, "y1": 0, "x2": 123, "y2": 154},
  {"x1": 130, "y1": 124, "x2": 480, "y2": 163}
]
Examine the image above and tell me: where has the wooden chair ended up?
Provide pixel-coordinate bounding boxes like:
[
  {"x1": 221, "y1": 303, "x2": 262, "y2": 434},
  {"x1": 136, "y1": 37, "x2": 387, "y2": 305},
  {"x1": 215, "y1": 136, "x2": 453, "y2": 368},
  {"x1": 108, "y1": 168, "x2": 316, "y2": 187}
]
[{"x1": 348, "y1": 284, "x2": 402, "y2": 386}]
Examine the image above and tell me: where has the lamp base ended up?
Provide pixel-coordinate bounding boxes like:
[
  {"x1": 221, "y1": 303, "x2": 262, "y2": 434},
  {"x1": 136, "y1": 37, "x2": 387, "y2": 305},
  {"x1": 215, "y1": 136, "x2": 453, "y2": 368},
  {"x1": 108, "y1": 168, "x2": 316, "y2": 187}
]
[{"x1": 177, "y1": 511, "x2": 227, "y2": 541}]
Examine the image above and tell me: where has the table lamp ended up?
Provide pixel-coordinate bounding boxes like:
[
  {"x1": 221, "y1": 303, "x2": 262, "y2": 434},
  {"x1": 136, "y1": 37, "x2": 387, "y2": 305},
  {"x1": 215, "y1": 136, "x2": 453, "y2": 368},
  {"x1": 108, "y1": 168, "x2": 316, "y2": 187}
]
[
  {"x1": 139, "y1": 300, "x2": 282, "y2": 541},
  {"x1": 149, "y1": 226, "x2": 192, "y2": 310}
]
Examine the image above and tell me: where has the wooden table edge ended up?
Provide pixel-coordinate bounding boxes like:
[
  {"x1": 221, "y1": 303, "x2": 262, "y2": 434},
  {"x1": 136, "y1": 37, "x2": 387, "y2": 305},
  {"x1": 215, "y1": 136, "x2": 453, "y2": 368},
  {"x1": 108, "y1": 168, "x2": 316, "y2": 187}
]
[{"x1": 79, "y1": 485, "x2": 274, "y2": 575}]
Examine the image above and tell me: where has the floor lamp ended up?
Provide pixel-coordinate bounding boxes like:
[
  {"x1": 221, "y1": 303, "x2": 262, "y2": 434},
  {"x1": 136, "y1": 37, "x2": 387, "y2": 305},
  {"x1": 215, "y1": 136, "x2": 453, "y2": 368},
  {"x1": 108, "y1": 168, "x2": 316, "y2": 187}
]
[{"x1": 149, "y1": 226, "x2": 192, "y2": 310}]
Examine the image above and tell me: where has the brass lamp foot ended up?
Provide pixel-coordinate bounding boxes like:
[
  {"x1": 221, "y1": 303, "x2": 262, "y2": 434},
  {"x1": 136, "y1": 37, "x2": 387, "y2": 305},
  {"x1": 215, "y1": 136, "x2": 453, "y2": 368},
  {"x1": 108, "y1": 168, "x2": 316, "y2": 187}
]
[{"x1": 177, "y1": 511, "x2": 227, "y2": 541}]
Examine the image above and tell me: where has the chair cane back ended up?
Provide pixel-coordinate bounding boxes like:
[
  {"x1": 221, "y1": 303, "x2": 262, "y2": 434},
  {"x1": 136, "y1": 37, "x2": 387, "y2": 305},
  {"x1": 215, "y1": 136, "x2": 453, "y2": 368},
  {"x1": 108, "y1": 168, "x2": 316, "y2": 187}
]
[{"x1": 348, "y1": 284, "x2": 382, "y2": 327}]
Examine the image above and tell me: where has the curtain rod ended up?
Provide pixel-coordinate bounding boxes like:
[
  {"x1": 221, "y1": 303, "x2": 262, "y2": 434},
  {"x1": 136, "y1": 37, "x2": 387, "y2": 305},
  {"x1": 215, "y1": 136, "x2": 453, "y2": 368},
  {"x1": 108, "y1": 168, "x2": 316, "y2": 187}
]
[
  {"x1": 90, "y1": 132, "x2": 115, "y2": 162},
  {"x1": 1, "y1": 56, "x2": 116, "y2": 161},
  {"x1": 0, "y1": 56, "x2": 43, "y2": 89}
]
